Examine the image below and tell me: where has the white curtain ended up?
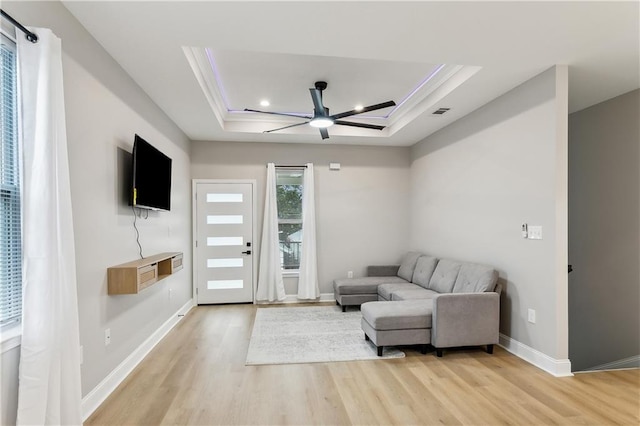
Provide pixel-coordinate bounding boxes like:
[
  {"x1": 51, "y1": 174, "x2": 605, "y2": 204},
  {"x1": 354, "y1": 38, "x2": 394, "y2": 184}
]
[
  {"x1": 256, "y1": 163, "x2": 286, "y2": 301},
  {"x1": 297, "y1": 163, "x2": 319, "y2": 299},
  {"x1": 17, "y1": 28, "x2": 83, "y2": 425}
]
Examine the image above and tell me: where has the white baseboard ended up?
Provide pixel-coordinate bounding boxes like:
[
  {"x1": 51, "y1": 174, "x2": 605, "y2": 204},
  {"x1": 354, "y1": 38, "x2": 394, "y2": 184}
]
[
  {"x1": 81, "y1": 299, "x2": 194, "y2": 421},
  {"x1": 256, "y1": 292, "x2": 335, "y2": 304},
  {"x1": 499, "y1": 333, "x2": 573, "y2": 377},
  {"x1": 583, "y1": 355, "x2": 640, "y2": 372}
]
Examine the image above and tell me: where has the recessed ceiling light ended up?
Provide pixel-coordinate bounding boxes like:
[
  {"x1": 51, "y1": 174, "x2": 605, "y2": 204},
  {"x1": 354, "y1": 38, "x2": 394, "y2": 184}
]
[
  {"x1": 354, "y1": 104, "x2": 364, "y2": 111},
  {"x1": 260, "y1": 100, "x2": 270, "y2": 107}
]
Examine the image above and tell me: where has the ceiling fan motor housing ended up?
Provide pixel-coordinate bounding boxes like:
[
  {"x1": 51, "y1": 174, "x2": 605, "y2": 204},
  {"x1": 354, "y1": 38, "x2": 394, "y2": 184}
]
[{"x1": 314, "y1": 107, "x2": 330, "y2": 118}]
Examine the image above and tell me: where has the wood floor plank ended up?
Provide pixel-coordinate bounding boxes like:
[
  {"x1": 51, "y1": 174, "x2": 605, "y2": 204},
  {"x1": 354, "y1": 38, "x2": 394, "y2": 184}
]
[{"x1": 85, "y1": 304, "x2": 640, "y2": 425}]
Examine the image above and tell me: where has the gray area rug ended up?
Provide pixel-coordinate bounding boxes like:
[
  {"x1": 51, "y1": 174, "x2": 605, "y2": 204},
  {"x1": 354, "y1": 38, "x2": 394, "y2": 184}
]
[{"x1": 246, "y1": 305, "x2": 405, "y2": 365}]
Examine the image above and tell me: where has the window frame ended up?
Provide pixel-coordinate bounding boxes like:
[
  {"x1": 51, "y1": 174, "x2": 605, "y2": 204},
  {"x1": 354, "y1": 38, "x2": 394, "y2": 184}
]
[
  {"x1": 0, "y1": 29, "x2": 23, "y2": 352},
  {"x1": 275, "y1": 167, "x2": 304, "y2": 273}
]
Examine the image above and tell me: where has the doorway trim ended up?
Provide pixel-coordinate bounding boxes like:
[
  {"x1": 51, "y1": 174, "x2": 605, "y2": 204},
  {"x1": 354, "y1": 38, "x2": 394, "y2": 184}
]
[{"x1": 192, "y1": 179, "x2": 257, "y2": 304}]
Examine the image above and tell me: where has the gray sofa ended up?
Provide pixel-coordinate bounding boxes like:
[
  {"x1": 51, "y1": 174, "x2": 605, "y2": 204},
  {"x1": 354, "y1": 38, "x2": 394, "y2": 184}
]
[{"x1": 333, "y1": 252, "x2": 501, "y2": 357}]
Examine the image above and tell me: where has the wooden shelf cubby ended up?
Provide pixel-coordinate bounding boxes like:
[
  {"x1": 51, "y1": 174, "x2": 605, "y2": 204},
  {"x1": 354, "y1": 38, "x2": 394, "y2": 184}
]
[{"x1": 108, "y1": 252, "x2": 183, "y2": 295}]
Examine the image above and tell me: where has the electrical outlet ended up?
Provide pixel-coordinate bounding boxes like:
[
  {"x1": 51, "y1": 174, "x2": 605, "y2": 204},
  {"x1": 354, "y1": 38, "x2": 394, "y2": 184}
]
[
  {"x1": 347, "y1": 271, "x2": 353, "y2": 279},
  {"x1": 528, "y1": 309, "x2": 536, "y2": 324},
  {"x1": 104, "y1": 328, "x2": 111, "y2": 346}
]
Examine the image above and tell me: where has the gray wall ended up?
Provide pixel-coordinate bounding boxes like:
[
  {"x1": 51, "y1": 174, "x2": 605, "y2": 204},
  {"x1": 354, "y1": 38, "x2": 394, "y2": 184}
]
[
  {"x1": 568, "y1": 89, "x2": 640, "y2": 371},
  {"x1": 1, "y1": 1, "x2": 192, "y2": 423},
  {"x1": 409, "y1": 67, "x2": 570, "y2": 360},
  {"x1": 191, "y1": 141, "x2": 411, "y2": 295},
  {"x1": 0, "y1": 346, "x2": 20, "y2": 425}
]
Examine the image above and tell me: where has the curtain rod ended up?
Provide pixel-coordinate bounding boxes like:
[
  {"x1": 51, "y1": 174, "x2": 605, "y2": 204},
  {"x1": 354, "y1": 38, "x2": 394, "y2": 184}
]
[
  {"x1": 1, "y1": 10, "x2": 38, "y2": 43},
  {"x1": 269, "y1": 165, "x2": 307, "y2": 168}
]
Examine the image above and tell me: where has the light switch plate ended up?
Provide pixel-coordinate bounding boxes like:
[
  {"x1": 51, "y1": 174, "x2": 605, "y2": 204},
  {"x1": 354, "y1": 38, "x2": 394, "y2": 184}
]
[{"x1": 528, "y1": 226, "x2": 543, "y2": 240}]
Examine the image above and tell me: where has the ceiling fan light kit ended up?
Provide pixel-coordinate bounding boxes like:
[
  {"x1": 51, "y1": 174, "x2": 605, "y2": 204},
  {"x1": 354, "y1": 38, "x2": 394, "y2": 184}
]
[
  {"x1": 244, "y1": 81, "x2": 395, "y2": 140},
  {"x1": 309, "y1": 118, "x2": 334, "y2": 128}
]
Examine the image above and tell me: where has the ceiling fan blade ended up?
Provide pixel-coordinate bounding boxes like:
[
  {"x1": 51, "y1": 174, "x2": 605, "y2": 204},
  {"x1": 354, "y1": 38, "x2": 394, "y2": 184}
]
[
  {"x1": 309, "y1": 88, "x2": 325, "y2": 116},
  {"x1": 319, "y1": 128, "x2": 329, "y2": 140},
  {"x1": 244, "y1": 108, "x2": 311, "y2": 119},
  {"x1": 330, "y1": 101, "x2": 396, "y2": 120},
  {"x1": 263, "y1": 121, "x2": 310, "y2": 133},
  {"x1": 334, "y1": 120, "x2": 386, "y2": 130}
]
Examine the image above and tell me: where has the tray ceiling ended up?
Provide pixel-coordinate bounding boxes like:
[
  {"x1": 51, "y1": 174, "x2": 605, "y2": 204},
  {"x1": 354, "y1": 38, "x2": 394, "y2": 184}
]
[{"x1": 184, "y1": 48, "x2": 478, "y2": 139}]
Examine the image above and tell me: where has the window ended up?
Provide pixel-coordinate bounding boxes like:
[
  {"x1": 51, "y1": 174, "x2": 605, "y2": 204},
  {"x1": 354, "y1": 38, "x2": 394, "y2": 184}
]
[
  {"x1": 276, "y1": 169, "x2": 303, "y2": 270},
  {"x1": 0, "y1": 33, "x2": 22, "y2": 328}
]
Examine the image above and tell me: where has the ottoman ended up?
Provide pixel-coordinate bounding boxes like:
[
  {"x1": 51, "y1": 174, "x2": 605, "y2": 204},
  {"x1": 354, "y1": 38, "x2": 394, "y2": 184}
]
[{"x1": 360, "y1": 300, "x2": 433, "y2": 356}]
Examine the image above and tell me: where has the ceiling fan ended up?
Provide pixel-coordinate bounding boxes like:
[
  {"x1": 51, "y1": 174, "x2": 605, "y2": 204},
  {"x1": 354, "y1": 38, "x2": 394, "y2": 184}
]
[{"x1": 244, "y1": 81, "x2": 396, "y2": 140}]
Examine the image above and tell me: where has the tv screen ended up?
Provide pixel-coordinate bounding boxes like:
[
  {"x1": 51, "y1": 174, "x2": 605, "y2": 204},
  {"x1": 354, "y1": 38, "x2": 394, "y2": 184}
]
[{"x1": 131, "y1": 134, "x2": 172, "y2": 211}]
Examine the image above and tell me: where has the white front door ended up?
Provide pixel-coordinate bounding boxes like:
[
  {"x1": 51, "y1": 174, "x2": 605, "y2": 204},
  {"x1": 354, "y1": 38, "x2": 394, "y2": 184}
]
[{"x1": 195, "y1": 182, "x2": 254, "y2": 304}]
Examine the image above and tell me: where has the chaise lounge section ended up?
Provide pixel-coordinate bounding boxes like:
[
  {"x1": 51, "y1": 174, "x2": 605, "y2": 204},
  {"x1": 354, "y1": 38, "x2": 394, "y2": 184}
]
[
  {"x1": 334, "y1": 252, "x2": 501, "y2": 356},
  {"x1": 334, "y1": 252, "x2": 424, "y2": 312}
]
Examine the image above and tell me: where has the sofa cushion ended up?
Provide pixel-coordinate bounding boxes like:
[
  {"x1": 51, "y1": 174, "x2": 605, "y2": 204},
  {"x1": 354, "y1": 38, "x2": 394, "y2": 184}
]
[
  {"x1": 333, "y1": 276, "x2": 408, "y2": 295},
  {"x1": 428, "y1": 259, "x2": 462, "y2": 293},
  {"x1": 452, "y1": 263, "x2": 498, "y2": 293},
  {"x1": 397, "y1": 251, "x2": 422, "y2": 282},
  {"x1": 391, "y1": 288, "x2": 440, "y2": 301},
  {"x1": 411, "y1": 256, "x2": 439, "y2": 288},
  {"x1": 378, "y1": 283, "x2": 420, "y2": 300},
  {"x1": 398, "y1": 251, "x2": 422, "y2": 282},
  {"x1": 361, "y1": 300, "x2": 433, "y2": 330}
]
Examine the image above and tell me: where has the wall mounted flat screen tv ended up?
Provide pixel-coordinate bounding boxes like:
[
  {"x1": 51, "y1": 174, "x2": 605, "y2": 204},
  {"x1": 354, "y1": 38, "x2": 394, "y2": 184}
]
[{"x1": 131, "y1": 134, "x2": 172, "y2": 211}]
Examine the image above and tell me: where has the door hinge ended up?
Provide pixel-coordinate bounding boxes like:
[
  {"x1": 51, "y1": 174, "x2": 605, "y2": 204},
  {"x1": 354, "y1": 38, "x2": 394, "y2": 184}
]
[
  {"x1": 196, "y1": 288, "x2": 198, "y2": 295},
  {"x1": 196, "y1": 240, "x2": 198, "y2": 247}
]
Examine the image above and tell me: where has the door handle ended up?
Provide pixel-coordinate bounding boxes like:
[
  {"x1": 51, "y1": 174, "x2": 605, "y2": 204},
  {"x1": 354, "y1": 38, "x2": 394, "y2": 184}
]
[{"x1": 242, "y1": 250, "x2": 252, "y2": 255}]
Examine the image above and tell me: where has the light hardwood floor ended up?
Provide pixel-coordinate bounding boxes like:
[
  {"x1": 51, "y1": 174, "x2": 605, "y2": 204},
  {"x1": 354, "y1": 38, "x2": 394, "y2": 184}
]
[{"x1": 86, "y1": 304, "x2": 640, "y2": 425}]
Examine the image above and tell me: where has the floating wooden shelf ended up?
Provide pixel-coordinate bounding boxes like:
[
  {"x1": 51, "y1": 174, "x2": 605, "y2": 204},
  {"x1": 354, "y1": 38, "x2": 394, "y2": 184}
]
[{"x1": 108, "y1": 252, "x2": 183, "y2": 295}]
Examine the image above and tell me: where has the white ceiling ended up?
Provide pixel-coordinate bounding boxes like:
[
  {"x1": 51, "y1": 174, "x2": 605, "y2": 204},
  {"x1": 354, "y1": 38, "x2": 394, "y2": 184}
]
[{"x1": 62, "y1": 1, "x2": 639, "y2": 147}]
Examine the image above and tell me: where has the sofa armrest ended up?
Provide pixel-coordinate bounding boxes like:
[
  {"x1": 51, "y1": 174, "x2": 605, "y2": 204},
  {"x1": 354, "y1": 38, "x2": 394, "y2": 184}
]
[
  {"x1": 367, "y1": 265, "x2": 400, "y2": 277},
  {"x1": 432, "y1": 292, "x2": 500, "y2": 349}
]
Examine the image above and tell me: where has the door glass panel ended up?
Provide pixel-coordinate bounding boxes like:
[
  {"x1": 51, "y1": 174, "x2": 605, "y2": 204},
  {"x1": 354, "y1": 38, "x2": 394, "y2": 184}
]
[
  {"x1": 207, "y1": 215, "x2": 243, "y2": 225},
  {"x1": 207, "y1": 280, "x2": 244, "y2": 289},
  {"x1": 208, "y1": 258, "x2": 244, "y2": 268},
  {"x1": 207, "y1": 236, "x2": 243, "y2": 246},
  {"x1": 207, "y1": 193, "x2": 243, "y2": 203}
]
